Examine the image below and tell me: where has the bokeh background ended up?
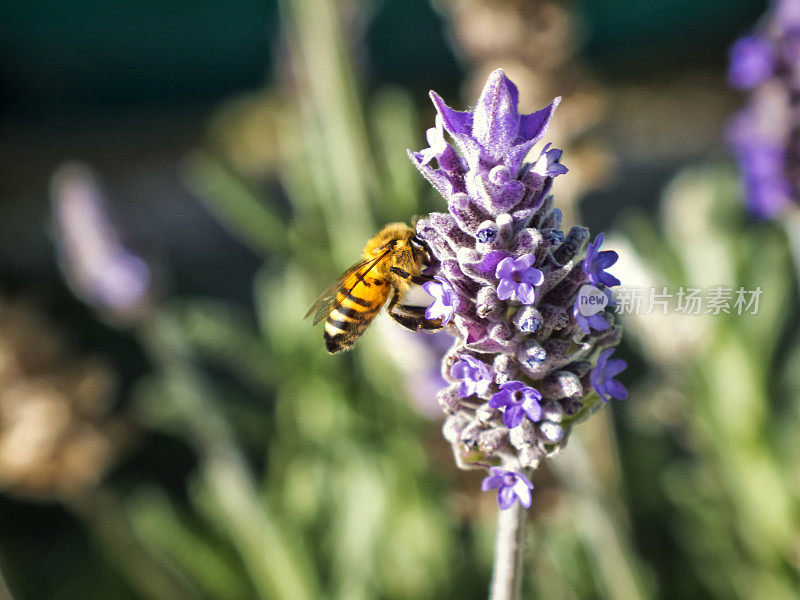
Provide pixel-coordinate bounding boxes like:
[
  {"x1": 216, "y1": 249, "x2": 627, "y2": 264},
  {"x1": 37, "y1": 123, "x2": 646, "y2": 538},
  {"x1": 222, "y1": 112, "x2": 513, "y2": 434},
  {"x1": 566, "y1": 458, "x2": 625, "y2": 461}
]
[{"x1": 3, "y1": 0, "x2": 800, "y2": 599}]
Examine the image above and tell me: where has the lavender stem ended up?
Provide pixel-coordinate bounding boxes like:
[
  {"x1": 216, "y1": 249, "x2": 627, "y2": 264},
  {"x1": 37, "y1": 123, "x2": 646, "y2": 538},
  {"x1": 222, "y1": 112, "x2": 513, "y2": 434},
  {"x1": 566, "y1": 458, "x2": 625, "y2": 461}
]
[
  {"x1": 784, "y1": 208, "x2": 800, "y2": 291},
  {"x1": 489, "y1": 502, "x2": 527, "y2": 600}
]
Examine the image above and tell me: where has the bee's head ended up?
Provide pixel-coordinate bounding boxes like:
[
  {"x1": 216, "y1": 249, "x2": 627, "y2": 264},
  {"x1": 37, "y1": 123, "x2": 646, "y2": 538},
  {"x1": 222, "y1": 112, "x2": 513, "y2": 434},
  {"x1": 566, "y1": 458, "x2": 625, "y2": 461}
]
[{"x1": 409, "y1": 234, "x2": 434, "y2": 266}]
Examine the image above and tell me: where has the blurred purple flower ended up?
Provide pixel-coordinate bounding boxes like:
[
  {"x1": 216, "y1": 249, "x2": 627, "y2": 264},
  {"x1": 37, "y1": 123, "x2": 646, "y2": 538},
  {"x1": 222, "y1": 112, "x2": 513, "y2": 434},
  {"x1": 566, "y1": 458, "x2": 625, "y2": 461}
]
[
  {"x1": 728, "y1": 2, "x2": 800, "y2": 217},
  {"x1": 51, "y1": 163, "x2": 152, "y2": 321},
  {"x1": 481, "y1": 467, "x2": 534, "y2": 510},
  {"x1": 451, "y1": 354, "x2": 492, "y2": 398},
  {"x1": 495, "y1": 255, "x2": 544, "y2": 304},
  {"x1": 583, "y1": 233, "x2": 621, "y2": 288},
  {"x1": 422, "y1": 276, "x2": 457, "y2": 325},
  {"x1": 729, "y1": 35, "x2": 775, "y2": 89},
  {"x1": 591, "y1": 348, "x2": 628, "y2": 402},
  {"x1": 489, "y1": 381, "x2": 542, "y2": 428}
]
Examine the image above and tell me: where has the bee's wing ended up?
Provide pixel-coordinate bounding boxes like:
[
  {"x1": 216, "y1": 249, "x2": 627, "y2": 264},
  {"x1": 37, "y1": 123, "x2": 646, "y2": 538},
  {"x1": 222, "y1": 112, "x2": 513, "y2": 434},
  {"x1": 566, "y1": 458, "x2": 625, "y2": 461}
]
[{"x1": 304, "y1": 249, "x2": 392, "y2": 326}]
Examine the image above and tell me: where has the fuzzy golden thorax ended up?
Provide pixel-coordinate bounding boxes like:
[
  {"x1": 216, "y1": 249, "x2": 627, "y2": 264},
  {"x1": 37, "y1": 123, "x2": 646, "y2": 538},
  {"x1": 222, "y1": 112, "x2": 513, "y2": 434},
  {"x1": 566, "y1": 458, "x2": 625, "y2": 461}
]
[{"x1": 361, "y1": 222, "x2": 425, "y2": 291}]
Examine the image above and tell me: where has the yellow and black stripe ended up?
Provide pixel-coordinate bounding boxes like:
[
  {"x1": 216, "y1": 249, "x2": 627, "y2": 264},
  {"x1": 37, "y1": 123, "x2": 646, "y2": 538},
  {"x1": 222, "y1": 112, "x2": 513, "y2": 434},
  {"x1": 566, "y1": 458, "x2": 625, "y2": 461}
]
[{"x1": 323, "y1": 272, "x2": 390, "y2": 353}]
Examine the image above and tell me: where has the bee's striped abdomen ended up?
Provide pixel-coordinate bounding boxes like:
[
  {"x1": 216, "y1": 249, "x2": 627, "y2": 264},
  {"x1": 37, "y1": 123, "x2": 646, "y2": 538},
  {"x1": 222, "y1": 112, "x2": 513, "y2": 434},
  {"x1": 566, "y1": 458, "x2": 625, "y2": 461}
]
[{"x1": 324, "y1": 274, "x2": 388, "y2": 353}]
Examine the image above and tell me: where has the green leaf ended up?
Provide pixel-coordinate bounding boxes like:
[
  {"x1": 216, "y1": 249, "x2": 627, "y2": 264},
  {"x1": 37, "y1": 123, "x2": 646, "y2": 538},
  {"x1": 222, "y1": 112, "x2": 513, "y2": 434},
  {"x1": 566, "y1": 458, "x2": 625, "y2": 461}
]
[
  {"x1": 127, "y1": 488, "x2": 253, "y2": 600},
  {"x1": 181, "y1": 153, "x2": 288, "y2": 256}
]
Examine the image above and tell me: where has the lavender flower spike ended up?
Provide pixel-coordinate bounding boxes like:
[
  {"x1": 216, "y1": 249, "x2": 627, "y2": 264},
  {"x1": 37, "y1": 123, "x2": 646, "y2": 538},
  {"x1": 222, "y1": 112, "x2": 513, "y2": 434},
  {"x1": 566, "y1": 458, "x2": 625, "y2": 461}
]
[
  {"x1": 51, "y1": 163, "x2": 152, "y2": 322},
  {"x1": 481, "y1": 468, "x2": 534, "y2": 510},
  {"x1": 411, "y1": 69, "x2": 624, "y2": 509}
]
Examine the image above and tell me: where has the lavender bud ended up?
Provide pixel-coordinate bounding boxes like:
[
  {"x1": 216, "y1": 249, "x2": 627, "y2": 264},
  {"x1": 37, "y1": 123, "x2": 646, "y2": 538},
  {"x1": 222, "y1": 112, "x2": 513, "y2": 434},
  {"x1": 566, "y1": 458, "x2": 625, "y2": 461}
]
[
  {"x1": 545, "y1": 229, "x2": 566, "y2": 246},
  {"x1": 478, "y1": 428, "x2": 509, "y2": 454},
  {"x1": 475, "y1": 221, "x2": 498, "y2": 244},
  {"x1": 517, "y1": 446, "x2": 542, "y2": 469},
  {"x1": 541, "y1": 400, "x2": 565, "y2": 423},
  {"x1": 442, "y1": 412, "x2": 471, "y2": 444},
  {"x1": 492, "y1": 354, "x2": 517, "y2": 385},
  {"x1": 476, "y1": 285, "x2": 504, "y2": 320},
  {"x1": 476, "y1": 403, "x2": 501, "y2": 424},
  {"x1": 508, "y1": 418, "x2": 536, "y2": 448},
  {"x1": 516, "y1": 340, "x2": 548, "y2": 377},
  {"x1": 537, "y1": 422, "x2": 565, "y2": 444},
  {"x1": 512, "y1": 306, "x2": 543, "y2": 334},
  {"x1": 437, "y1": 385, "x2": 463, "y2": 414}
]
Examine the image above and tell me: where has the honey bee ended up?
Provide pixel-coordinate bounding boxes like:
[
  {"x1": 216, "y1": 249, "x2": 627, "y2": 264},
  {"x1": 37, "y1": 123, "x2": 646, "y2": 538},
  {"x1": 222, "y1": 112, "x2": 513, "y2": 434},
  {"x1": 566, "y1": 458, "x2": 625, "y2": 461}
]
[{"x1": 305, "y1": 223, "x2": 445, "y2": 353}]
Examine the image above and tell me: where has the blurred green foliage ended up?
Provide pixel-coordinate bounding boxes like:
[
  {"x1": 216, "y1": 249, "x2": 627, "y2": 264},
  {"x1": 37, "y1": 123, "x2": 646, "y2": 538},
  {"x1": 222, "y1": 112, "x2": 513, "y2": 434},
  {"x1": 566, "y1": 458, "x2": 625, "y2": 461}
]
[{"x1": 617, "y1": 165, "x2": 800, "y2": 600}]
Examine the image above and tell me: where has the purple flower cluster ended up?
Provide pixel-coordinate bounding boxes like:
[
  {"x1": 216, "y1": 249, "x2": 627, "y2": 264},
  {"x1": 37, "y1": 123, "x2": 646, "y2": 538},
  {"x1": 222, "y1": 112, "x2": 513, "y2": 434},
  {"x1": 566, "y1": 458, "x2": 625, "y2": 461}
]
[
  {"x1": 727, "y1": 0, "x2": 800, "y2": 217},
  {"x1": 411, "y1": 69, "x2": 626, "y2": 510}
]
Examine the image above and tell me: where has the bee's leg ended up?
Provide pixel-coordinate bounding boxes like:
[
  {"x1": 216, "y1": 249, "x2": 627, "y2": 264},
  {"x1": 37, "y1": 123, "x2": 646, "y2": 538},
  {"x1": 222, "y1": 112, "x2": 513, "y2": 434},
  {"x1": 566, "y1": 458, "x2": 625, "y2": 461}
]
[
  {"x1": 388, "y1": 266, "x2": 434, "y2": 286},
  {"x1": 388, "y1": 296, "x2": 444, "y2": 331},
  {"x1": 386, "y1": 291, "x2": 418, "y2": 331}
]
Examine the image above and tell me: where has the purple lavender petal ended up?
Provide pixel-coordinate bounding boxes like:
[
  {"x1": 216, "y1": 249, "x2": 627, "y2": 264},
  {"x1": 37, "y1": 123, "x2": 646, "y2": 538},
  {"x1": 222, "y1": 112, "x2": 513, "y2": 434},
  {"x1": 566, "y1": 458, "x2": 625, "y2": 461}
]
[
  {"x1": 429, "y1": 91, "x2": 474, "y2": 137},
  {"x1": 598, "y1": 271, "x2": 622, "y2": 288},
  {"x1": 587, "y1": 313, "x2": 610, "y2": 331},
  {"x1": 496, "y1": 278, "x2": 515, "y2": 301},
  {"x1": 498, "y1": 486, "x2": 517, "y2": 510},
  {"x1": 604, "y1": 358, "x2": 628, "y2": 378},
  {"x1": 595, "y1": 250, "x2": 618, "y2": 269},
  {"x1": 423, "y1": 277, "x2": 456, "y2": 325},
  {"x1": 584, "y1": 233, "x2": 620, "y2": 288},
  {"x1": 503, "y1": 405, "x2": 525, "y2": 429},
  {"x1": 591, "y1": 349, "x2": 627, "y2": 402},
  {"x1": 518, "y1": 98, "x2": 560, "y2": 142},
  {"x1": 515, "y1": 283, "x2": 535, "y2": 305},
  {"x1": 472, "y1": 69, "x2": 521, "y2": 160},
  {"x1": 520, "y1": 267, "x2": 544, "y2": 286},
  {"x1": 495, "y1": 257, "x2": 517, "y2": 280},
  {"x1": 516, "y1": 254, "x2": 536, "y2": 270},
  {"x1": 499, "y1": 381, "x2": 524, "y2": 393},
  {"x1": 512, "y1": 479, "x2": 533, "y2": 508},
  {"x1": 408, "y1": 151, "x2": 459, "y2": 200},
  {"x1": 477, "y1": 251, "x2": 513, "y2": 275},
  {"x1": 513, "y1": 470, "x2": 533, "y2": 490},
  {"x1": 451, "y1": 361, "x2": 469, "y2": 379},
  {"x1": 605, "y1": 380, "x2": 628, "y2": 400},
  {"x1": 521, "y1": 395, "x2": 542, "y2": 423},
  {"x1": 489, "y1": 390, "x2": 514, "y2": 409},
  {"x1": 546, "y1": 163, "x2": 569, "y2": 177},
  {"x1": 481, "y1": 473, "x2": 506, "y2": 491}
]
